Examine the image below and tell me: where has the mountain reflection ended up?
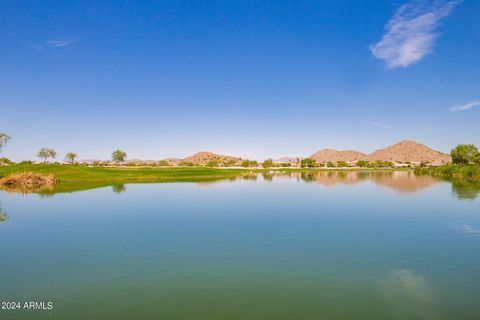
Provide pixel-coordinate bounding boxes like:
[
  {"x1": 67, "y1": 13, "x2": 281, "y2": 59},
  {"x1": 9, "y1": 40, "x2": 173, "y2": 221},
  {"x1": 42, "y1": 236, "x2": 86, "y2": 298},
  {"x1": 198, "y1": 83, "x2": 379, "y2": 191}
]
[
  {"x1": 2, "y1": 170, "x2": 478, "y2": 200},
  {"x1": 195, "y1": 170, "x2": 438, "y2": 195},
  {"x1": 298, "y1": 171, "x2": 436, "y2": 194}
]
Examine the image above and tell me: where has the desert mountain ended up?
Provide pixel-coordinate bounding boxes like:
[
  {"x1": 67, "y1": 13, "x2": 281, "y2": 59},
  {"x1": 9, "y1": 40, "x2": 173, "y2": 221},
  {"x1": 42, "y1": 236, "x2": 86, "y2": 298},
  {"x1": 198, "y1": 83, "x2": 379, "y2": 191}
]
[
  {"x1": 366, "y1": 140, "x2": 451, "y2": 164},
  {"x1": 308, "y1": 140, "x2": 451, "y2": 164},
  {"x1": 182, "y1": 152, "x2": 242, "y2": 165},
  {"x1": 309, "y1": 149, "x2": 367, "y2": 163}
]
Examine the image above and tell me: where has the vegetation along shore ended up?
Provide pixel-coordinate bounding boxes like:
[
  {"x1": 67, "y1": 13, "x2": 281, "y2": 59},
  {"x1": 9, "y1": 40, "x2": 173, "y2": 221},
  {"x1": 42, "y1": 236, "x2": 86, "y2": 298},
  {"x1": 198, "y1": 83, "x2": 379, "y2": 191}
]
[{"x1": 1, "y1": 130, "x2": 480, "y2": 191}]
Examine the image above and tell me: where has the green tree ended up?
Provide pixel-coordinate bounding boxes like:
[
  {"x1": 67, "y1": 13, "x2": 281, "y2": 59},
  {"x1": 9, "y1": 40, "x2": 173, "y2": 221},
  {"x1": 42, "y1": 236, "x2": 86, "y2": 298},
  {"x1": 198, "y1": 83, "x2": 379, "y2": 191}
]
[
  {"x1": 223, "y1": 159, "x2": 237, "y2": 167},
  {"x1": 301, "y1": 158, "x2": 317, "y2": 168},
  {"x1": 206, "y1": 160, "x2": 220, "y2": 167},
  {"x1": 65, "y1": 152, "x2": 77, "y2": 164},
  {"x1": 473, "y1": 152, "x2": 480, "y2": 165},
  {"x1": 0, "y1": 157, "x2": 14, "y2": 165},
  {"x1": 262, "y1": 159, "x2": 274, "y2": 168},
  {"x1": 337, "y1": 161, "x2": 348, "y2": 167},
  {"x1": 242, "y1": 160, "x2": 258, "y2": 167},
  {"x1": 37, "y1": 148, "x2": 57, "y2": 163},
  {"x1": 356, "y1": 160, "x2": 369, "y2": 167},
  {"x1": 451, "y1": 144, "x2": 478, "y2": 164},
  {"x1": 158, "y1": 160, "x2": 170, "y2": 166},
  {"x1": 112, "y1": 150, "x2": 127, "y2": 162},
  {"x1": 327, "y1": 161, "x2": 335, "y2": 167},
  {"x1": 0, "y1": 132, "x2": 10, "y2": 152}
]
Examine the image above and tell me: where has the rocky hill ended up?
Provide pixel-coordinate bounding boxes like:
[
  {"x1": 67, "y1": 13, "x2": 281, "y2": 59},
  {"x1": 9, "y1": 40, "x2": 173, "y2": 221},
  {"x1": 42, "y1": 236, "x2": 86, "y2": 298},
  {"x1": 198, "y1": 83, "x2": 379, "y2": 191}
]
[
  {"x1": 309, "y1": 149, "x2": 367, "y2": 163},
  {"x1": 366, "y1": 140, "x2": 451, "y2": 164},
  {"x1": 182, "y1": 152, "x2": 242, "y2": 166},
  {"x1": 308, "y1": 141, "x2": 451, "y2": 164}
]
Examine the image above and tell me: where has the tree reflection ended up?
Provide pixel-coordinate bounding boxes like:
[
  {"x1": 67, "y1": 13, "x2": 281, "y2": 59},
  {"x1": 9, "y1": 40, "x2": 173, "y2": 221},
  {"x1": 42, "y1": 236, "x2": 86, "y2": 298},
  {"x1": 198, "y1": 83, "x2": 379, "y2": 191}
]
[
  {"x1": 112, "y1": 184, "x2": 126, "y2": 194},
  {"x1": 451, "y1": 179, "x2": 480, "y2": 200},
  {"x1": 262, "y1": 173, "x2": 273, "y2": 182},
  {"x1": 0, "y1": 207, "x2": 8, "y2": 223}
]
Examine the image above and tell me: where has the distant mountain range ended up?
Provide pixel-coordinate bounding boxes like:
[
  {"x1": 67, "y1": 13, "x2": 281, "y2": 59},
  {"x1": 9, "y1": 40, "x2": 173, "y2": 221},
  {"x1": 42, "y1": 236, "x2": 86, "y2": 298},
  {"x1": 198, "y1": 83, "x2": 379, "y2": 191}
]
[
  {"x1": 77, "y1": 140, "x2": 451, "y2": 166},
  {"x1": 308, "y1": 140, "x2": 451, "y2": 164}
]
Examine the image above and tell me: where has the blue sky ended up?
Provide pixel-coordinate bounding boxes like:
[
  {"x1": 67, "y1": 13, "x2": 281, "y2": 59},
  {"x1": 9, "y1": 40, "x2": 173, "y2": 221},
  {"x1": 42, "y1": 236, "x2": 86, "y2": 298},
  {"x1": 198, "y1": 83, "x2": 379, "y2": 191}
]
[{"x1": 1, "y1": 0, "x2": 479, "y2": 161}]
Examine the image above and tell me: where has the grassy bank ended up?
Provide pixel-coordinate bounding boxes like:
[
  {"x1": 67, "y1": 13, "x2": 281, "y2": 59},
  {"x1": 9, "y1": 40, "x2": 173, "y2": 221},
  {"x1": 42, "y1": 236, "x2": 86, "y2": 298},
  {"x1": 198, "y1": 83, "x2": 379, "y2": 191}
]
[
  {"x1": 415, "y1": 164, "x2": 480, "y2": 181},
  {"x1": 0, "y1": 164, "x2": 250, "y2": 183},
  {"x1": 0, "y1": 164, "x2": 408, "y2": 181}
]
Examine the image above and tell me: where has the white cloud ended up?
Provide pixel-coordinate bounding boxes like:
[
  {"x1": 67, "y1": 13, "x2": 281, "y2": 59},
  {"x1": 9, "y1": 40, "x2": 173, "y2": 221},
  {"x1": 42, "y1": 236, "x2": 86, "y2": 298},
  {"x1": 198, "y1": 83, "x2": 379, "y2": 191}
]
[
  {"x1": 370, "y1": 0, "x2": 461, "y2": 69},
  {"x1": 48, "y1": 39, "x2": 72, "y2": 48},
  {"x1": 449, "y1": 100, "x2": 480, "y2": 112}
]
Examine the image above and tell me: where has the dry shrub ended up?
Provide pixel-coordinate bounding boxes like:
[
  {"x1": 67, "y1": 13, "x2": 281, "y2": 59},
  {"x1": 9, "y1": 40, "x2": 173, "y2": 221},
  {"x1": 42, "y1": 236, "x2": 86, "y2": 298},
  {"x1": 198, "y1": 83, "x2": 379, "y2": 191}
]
[{"x1": 0, "y1": 172, "x2": 56, "y2": 193}]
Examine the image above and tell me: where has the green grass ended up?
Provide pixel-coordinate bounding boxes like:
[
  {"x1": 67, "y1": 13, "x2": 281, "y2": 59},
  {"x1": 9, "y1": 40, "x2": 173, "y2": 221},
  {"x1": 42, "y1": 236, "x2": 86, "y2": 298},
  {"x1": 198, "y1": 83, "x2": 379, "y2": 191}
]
[
  {"x1": 0, "y1": 164, "x2": 407, "y2": 181},
  {"x1": 415, "y1": 164, "x2": 480, "y2": 181},
  {"x1": 0, "y1": 164, "x2": 248, "y2": 183}
]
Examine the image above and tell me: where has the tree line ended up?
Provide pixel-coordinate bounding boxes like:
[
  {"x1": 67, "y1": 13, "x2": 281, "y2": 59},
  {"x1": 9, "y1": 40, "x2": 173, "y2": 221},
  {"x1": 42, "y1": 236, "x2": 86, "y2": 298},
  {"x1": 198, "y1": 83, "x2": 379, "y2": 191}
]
[
  {"x1": 0, "y1": 132, "x2": 128, "y2": 164},
  {"x1": 1, "y1": 131, "x2": 479, "y2": 167}
]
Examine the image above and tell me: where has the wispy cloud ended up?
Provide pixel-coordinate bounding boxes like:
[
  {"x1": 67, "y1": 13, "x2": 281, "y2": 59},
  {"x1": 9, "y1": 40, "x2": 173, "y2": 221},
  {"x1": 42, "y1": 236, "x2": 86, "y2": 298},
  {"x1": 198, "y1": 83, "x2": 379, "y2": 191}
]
[
  {"x1": 48, "y1": 39, "x2": 73, "y2": 48},
  {"x1": 371, "y1": 122, "x2": 389, "y2": 129},
  {"x1": 370, "y1": 0, "x2": 461, "y2": 69},
  {"x1": 449, "y1": 100, "x2": 480, "y2": 112}
]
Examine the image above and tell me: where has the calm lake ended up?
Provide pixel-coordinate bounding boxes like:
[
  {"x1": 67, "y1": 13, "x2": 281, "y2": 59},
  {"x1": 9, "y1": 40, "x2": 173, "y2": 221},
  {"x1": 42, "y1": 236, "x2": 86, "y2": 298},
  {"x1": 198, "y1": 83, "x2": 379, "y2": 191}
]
[{"x1": 0, "y1": 171, "x2": 479, "y2": 319}]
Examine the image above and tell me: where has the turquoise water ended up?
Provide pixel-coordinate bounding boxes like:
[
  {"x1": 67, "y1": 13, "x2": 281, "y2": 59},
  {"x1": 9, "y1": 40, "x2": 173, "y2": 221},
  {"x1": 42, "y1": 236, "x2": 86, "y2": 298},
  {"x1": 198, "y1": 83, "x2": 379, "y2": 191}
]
[{"x1": 0, "y1": 172, "x2": 479, "y2": 319}]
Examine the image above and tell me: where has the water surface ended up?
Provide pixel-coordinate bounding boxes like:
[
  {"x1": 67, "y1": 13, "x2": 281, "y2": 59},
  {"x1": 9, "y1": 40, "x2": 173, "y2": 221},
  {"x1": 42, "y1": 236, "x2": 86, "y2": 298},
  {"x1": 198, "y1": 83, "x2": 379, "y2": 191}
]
[{"x1": 1, "y1": 171, "x2": 479, "y2": 319}]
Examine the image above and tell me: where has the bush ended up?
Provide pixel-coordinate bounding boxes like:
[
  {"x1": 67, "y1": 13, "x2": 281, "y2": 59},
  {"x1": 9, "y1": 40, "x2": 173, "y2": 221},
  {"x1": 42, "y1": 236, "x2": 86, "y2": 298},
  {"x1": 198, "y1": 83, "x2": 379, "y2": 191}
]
[
  {"x1": 206, "y1": 160, "x2": 220, "y2": 167},
  {"x1": 0, "y1": 172, "x2": 56, "y2": 193},
  {"x1": 262, "y1": 159, "x2": 274, "y2": 168},
  {"x1": 473, "y1": 153, "x2": 480, "y2": 165},
  {"x1": 223, "y1": 159, "x2": 237, "y2": 167},
  {"x1": 415, "y1": 164, "x2": 480, "y2": 181},
  {"x1": 241, "y1": 160, "x2": 258, "y2": 167},
  {"x1": 356, "y1": 160, "x2": 369, "y2": 167},
  {"x1": 373, "y1": 160, "x2": 393, "y2": 168},
  {"x1": 337, "y1": 161, "x2": 348, "y2": 167},
  {"x1": 0, "y1": 157, "x2": 14, "y2": 165},
  {"x1": 158, "y1": 160, "x2": 170, "y2": 166},
  {"x1": 327, "y1": 161, "x2": 335, "y2": 168},
  {"x1": 179, "y1": 161, "x2": 194, "y2": 167}
]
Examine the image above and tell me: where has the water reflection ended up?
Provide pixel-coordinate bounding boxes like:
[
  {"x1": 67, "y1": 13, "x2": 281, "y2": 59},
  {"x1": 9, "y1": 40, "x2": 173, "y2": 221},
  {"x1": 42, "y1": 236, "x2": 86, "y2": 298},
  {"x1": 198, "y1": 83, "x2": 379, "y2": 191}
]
[
  {"x1": 1, "y1": 170, "x2": 478, "y2": 201},
  {"x1": 112, "y1": 184, "x2": 126, "y2": 194},
  {"x1": 378, "y1": 269, "x2": 437, "y2": 320},
  {"x1": 0, "y1": 207, "x2": 8, "y2": 223},
  {"x1": 290, "y1": 171, "x2": 435, "y2": 194},
  {"x1": 450, "y1": 179, "x2": 480, "y2": 200}
]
